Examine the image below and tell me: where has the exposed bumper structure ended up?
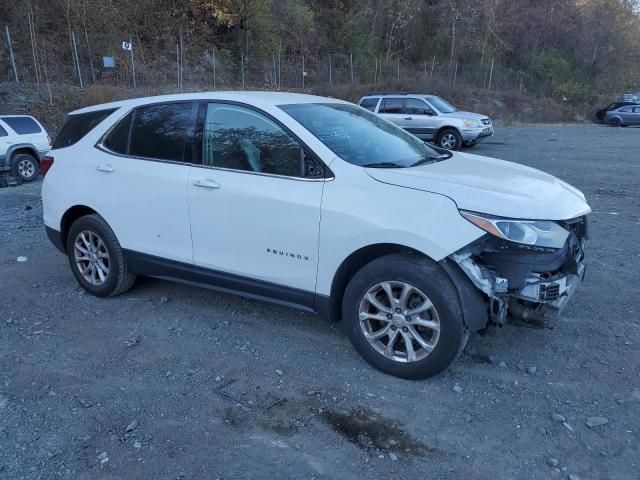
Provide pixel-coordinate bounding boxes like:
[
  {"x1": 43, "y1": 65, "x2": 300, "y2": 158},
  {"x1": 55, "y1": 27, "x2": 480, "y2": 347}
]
[{"x1": 450, "y1": 216, "x2": 588, "y2": 328}]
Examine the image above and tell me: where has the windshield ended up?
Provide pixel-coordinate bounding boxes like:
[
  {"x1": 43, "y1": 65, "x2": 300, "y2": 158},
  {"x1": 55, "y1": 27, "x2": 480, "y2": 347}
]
[
  {"x1": 279, "y1": 103, "x2": 439, "y2": 167},
  {"x1": 426, "y1": 96, "x2": 457, "y2": 113}
]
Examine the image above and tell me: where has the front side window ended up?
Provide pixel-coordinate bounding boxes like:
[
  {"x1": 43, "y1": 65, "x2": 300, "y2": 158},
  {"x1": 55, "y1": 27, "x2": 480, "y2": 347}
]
[
  {"x1": 359, "y1": 97, "x2": 380, "y2": 112},
  {"x1": 202, "y1": 103, "x2": 303, "y2": 177},
  {"x1": 379, "y1": 98, "x2": 404, "y2": 114},
  {"x1": 405, "y1": 98, "x2": 431, "y2": 115},
  {"x1": 280, "y1": 103, "x2": 439, "y2": 168},
  {"x1": 129, "y1": 103, "x2": 193, "y2": 162},
  {"x1": 619, "y1": 107, "x2": 631, "y2": 113},
  {"x1": 0, "y1": 116, "x2": 42, "y2": 135},
  {"x1": 425, "y1": 96, "x2": 457, "y2": 113}
]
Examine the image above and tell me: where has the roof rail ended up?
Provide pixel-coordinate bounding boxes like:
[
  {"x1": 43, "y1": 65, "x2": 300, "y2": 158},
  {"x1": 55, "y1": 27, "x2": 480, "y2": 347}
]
[{"x1": 365, "y1": 92, "x2": 428, "y2": 96}]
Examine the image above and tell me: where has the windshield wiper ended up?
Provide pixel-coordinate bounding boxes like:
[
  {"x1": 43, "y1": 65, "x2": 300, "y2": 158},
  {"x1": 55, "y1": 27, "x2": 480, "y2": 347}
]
[
  {"x1": 410, "y1": 152, "x2": 451, "y2": 167},
  {"x1": 361, "y1": 162, "x2": 405, "y2": 168}
]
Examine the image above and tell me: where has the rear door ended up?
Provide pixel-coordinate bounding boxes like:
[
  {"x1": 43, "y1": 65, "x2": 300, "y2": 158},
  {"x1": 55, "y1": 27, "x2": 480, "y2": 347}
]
[
  {"x1": 377, "y1": 98, "x2": 405, "y2": 128},
  {"x1": 89, "y1": 102, "x2": 196, "y2": 263},
  {"x1": 403, "y1": 98, "x2": 437, "y2": 139}
]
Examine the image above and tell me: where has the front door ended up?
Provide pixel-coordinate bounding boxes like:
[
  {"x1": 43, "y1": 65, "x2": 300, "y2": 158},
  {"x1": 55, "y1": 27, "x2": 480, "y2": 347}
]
[
  {"x1": 187, "y1": 102, "x2": 324, "y2": 301},
  {"x1": 403, "y1": 98, "x2": 437, "y2": 140}
]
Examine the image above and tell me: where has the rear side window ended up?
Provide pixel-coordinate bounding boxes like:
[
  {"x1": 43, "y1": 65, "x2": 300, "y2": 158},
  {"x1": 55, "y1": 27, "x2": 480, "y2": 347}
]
[
  {"x1": 129, "y1": 103, "x2": 193, "y2": 162},
  {"x1": 0, "y1": 125, "x2": 7, "y2": 137},
  {"x1": 1, "y1": 116, "x2": 42, "y2": 134},
  {"x1": 103, "y1": 112, "x2": 133, "y2": 154},
  {"x1": 359, "y1": 98, "x2": 379, "y2": 112},
  {"x1": 53, "y1": 109, "x2": 116, "y2": 149},
  {"x1": 379, "y1": 98, "x2": 403, "y2": 114}
]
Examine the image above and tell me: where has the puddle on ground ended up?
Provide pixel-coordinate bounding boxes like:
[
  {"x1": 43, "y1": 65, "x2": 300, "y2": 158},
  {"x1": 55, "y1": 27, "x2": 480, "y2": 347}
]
[{"x1": 322, "y1": 406, "x2": 436, "y2": 457}]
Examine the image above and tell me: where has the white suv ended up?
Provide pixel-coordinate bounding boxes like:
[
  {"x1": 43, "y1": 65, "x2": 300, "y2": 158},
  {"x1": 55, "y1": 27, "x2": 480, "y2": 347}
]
[
  {"x1": 42, "y1": 92, "x2": 590, "y2": 379},
  {"x1": 0, "y1": 115, "x2": 51, "y2": 182}
]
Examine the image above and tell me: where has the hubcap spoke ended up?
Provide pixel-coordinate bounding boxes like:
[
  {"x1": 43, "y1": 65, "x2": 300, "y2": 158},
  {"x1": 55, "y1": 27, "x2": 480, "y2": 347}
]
[
  {"x1": 367, "y1": 325, "x2": 391, "y2": 341},
  {"x1": 384, "y1": 330, "x2": 399, "y2": 356},
  {"x1": 407, "y1": 298, "x2": 434, "y2": 316},
  {"x1": 409, "y1": 317, "x2": 440, "y2": 332},
  {"x1": 407, "y1": 325, "x2": 435, "y2": 352},
  {"x1": 365, "y1": 292, "x2": 391, "y2": 314},
  {"x1": 359, "y1": 311, "x2": 391, "y2": 322},
  {"x1": 400, "y1": 330, "x2": 417, "y2": 361}
]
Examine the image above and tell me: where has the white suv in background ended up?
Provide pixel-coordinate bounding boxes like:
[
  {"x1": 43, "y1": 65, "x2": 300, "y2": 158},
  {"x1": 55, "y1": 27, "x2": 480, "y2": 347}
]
[
  {"x1": 0, "y1": 115, "x2": 51, "y2": 182},
  {"x1": 41, "y1": 92, "x2": 590, "y2": 379}
]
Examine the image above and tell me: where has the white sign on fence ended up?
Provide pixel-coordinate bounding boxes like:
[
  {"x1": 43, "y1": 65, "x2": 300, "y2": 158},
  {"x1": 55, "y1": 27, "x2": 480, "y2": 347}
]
[{"x1": 122, "y1": 41, "x2": 132, "y2": 51}]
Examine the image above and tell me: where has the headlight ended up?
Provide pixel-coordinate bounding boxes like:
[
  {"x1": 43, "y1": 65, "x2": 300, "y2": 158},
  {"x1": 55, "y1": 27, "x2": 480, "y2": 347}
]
[
  {"x1": 463, "y1": 119, "x2": 482, "y2": 127},
  {"x1": 460, "y1": 211, "x2": 569, "y2": 249}
]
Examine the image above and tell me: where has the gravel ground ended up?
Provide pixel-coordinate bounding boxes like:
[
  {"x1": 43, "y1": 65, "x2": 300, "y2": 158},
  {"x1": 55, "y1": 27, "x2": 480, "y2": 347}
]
[{"x1": 1, "y1": 124, "x2": 639, "y2": 480}]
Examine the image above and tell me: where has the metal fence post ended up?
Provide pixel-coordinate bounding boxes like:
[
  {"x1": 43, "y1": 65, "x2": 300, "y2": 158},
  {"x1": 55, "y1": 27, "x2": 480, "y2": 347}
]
[
  {"x1": 5, "y1": 25, "x2": 19, "y2": 83},
  {"x1": 213, "y1": 48, "x2": 217, "y2": 89},
  {"x1": 129, "y1": 37, "x2": 137, "y2": 88},
  {"x1": 302, "y1": 55, "x2": 305, "y2": 89},
  {"x1": 241, "y1": 53, "x2": 245, "y2": 89},
  {"x1": 488, "y1": 58, "x2": 494, "y2": 90},
  {"x1": 350, "y1": 53, "x2": 354, "y2": 84},
  {"x1": 328, "y1": 53, "x2": 332, "y2": 86},
  {"x1": 71, "y1": 31, "x2": 83, "y2": 88},
  {"x1": 396, "y1": 58, "x2": 400, "y2": 81},
  {"x1": 27, "y1": 12, "x2": 40, "y2": 84},
  {"x1": 429, "y1": 56, "x2": 435, "y2": 88}
]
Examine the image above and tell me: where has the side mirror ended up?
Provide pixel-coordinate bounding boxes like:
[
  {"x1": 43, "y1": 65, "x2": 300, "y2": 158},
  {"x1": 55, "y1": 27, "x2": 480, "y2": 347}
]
[{"x1": 424, "y1": 109, "x2": 435, "y2": 116}]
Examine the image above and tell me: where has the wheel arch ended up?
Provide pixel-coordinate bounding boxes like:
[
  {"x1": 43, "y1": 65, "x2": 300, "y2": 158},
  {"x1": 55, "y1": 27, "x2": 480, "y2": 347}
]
[
  {"x1": 436, "y1": 125, "x2": 461, "y2": 138},
  {"x1": 321, "y1": 243, "x2": 432, "y2": 323},
  {"x1": 60, "y1": 205, "x2": 100, "y2": 247},
  {"x1": 320, "y1": 242, "x2": 489, "y2": 331},
  {"x1": 8, "y1": 144, "x2": 40, "y2": 163}
]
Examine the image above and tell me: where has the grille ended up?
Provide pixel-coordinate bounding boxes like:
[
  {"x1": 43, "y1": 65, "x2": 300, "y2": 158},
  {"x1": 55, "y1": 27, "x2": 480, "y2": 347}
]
[
  {"x1": 539, "y1": 283, "x2": 560, "y2": 301},
  {"x1": 481, "y1": 118, "x2": 491, "y2": 125}
]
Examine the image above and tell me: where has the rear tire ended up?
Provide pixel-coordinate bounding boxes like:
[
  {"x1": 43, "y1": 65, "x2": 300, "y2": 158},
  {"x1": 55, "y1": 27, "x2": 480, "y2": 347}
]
[
  {"x1": 66, "y1": 214, "x2": 136, "y2": 297},
  {"x1": 12, "y1": 153, "x2": 39, "y2": 182},
  {"x1": 342, "y1": 253, "x2": 466, "y2": 379},
  {"x1": 437, "y1": 128, "x2": 462, "y2": 150}
]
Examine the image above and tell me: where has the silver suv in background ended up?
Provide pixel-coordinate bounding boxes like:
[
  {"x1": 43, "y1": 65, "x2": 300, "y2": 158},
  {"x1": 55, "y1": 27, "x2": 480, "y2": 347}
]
[{"x1": 359, "y1": 93, "x2": 493, "y2": 150}]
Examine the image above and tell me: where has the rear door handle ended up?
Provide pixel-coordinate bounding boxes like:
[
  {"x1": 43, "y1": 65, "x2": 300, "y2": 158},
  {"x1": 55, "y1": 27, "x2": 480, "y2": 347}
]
[
  {"x1": 96, "y1": 164, "x2": 115, "y2": 173},
  {"x1": 192, "y1": 178, "x2": 220, "y2": 189}
]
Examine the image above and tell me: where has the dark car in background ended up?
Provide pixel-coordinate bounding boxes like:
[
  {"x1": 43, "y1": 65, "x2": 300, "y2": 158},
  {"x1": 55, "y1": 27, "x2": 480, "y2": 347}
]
[
  {"x1": 595, "y1": 102, "x2": 639, "y2": 122},
  {"x1": 604, "y1": 104, "x2": 640, "y2": 127}
]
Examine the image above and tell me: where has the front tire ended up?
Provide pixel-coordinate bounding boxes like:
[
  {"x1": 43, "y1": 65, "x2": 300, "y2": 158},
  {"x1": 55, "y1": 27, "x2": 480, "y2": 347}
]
[
  {"x1": 66, "y1": 214, "x2": 136, "y2": 297},
  {"x1": 437, "y1": 128, "x2": 462, "y2": 150},
  {"x1": 342, "y1": 253, "x2": 466, "y2": 379},
  {"x1": 12, "y1": 153, "x2": 39, "y2": 182}
]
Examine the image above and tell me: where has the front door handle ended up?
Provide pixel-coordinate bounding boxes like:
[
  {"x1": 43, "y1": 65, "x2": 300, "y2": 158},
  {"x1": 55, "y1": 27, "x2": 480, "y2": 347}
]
[
  {"x1": 96, "y1": 164, "x2": 115, "y2": 173},
  {"x1": 192, "y1": 178, "x2": 220, "y2": 189},
  {"x1": 404, "y1": 116, "x2": 413, "y2": 120}
]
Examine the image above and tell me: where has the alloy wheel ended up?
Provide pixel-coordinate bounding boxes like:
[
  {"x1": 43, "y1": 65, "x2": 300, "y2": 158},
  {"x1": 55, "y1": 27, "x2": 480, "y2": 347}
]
[
  {"x1": 73, "y1": 230, "x2": 110, "y2": 286},
  {"x1": 440, "y1": 133, "x2": 457, "y2": 149},
  {"x1": 18, "y1": 158, "x2": 36, "y2": 178},
  {"x1": 358, "y1": 281, "x2": 440, "y2": 363}
]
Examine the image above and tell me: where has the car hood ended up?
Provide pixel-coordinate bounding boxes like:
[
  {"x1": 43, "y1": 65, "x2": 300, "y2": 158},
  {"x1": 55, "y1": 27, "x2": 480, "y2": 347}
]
[
  {"x1": 366, "y1": 152, "x2": 591, "y2": 220},
  {"x1": 440, "y1": 111, "x2": 489, "y2": 121}
]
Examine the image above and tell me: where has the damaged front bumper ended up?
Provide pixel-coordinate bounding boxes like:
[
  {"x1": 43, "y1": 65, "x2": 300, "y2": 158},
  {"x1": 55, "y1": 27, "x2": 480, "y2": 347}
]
[{"x1": 451, "y1": 218, "x2": 588, "y2": 328}]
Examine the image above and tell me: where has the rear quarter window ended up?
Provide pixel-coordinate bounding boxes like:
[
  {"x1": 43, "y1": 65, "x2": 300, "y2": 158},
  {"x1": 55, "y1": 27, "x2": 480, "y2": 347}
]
[
  {"x1": 359, "y1": 97, "x2": 380, "y2": 112},
  {"x1": 0, "y1": 125, "x2": 7, "y2": 137},
  {"x1": 52, "y1": 109, "x2": 117, "y2": 149},
  {"x1": 0, "y1": 116, "x2": 42, "y2": 134}
]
